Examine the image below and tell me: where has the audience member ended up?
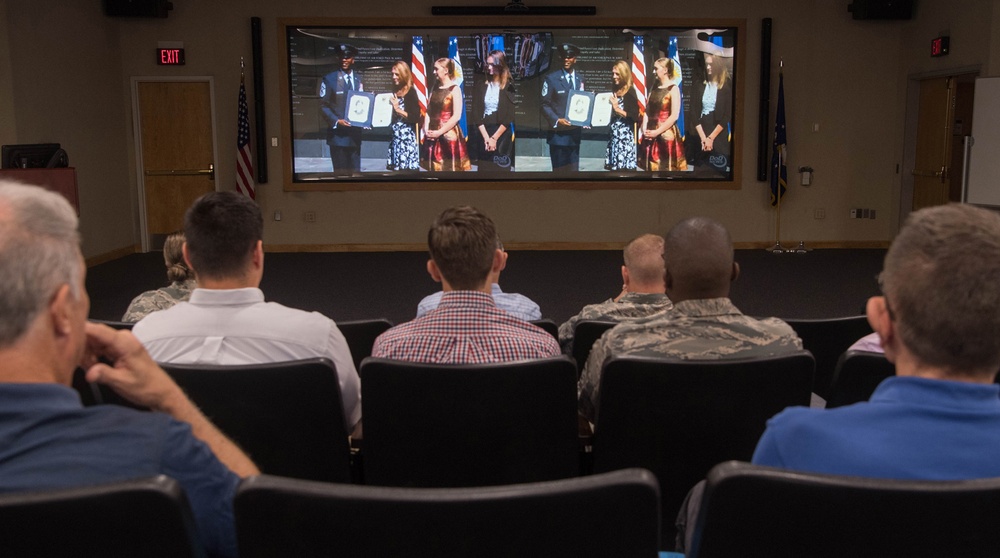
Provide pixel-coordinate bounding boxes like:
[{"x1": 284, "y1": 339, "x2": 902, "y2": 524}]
[
  {"x1": 847, "y1": 331, "x2": 883, "y2": 353},
  {"x1": 752, "y1": 203, "x2": 1000, "y2": 478},
  {"x1": 373, "y1": 206, "x2": 559, "y2": 363},
  {"x1": 416, "y1": 236, "x2": 541, "y2": 320},
  {"x1": 0, "y1": 180, "x2": 256, "y2": 558},
  {"x1": 578, "y1": 217, "x2": 802, "y2": 423},
  {"x1": 557, "y1": 233, "x2": 672, "y2": 355},
  {"x1": 132, "y1": 191, "x2": 361, "y2": 428},
  {"x1": 122, "y1": 231, "x2": 196, "y2": 322}
]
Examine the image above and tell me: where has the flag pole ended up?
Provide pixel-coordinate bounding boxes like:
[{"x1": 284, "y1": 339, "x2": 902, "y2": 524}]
[{"x1": 767, "y1": 58, "x2": 785, "y2": 254}]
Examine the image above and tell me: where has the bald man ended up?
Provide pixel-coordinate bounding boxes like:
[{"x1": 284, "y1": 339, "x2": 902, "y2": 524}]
[
  {"x1": 558, "y1": 233, "x2": 673, "y2": 355},
  {"x1": 578, "y1": 217, "x2": 802, "y2": 423}
]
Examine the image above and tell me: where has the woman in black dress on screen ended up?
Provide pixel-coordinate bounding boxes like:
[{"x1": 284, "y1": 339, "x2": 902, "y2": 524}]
[
  {"x1": 472, "y1": 50, "x2": 515, "y2": 172},
  {"x1": 385, "y1": 60, "x2": 421, "y2": 171},
  {"x1": 604, "y1": 59, "x2": 639, "y2": 171}
]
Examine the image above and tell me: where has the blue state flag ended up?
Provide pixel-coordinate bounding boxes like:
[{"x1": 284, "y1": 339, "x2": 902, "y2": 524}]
[
  {"x1": 666, "y1": 36, "x2": 684, "y2": 137},
  {"x1": 448, "y1": 36, "x2": 468, "y2": 136},
  {"x1": 770, "y1": 72, "x2": 787, "y2": 207}
]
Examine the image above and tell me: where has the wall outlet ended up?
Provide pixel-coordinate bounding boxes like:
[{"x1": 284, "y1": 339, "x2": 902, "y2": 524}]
[
  {"x1": 303, "y1": 211, "x2": 316, "y2": 223},
  {"x1": 813, "y1": 208, "x2": 826, "y2": 219},
  {"x1": 849, "y1": 209, "x2": 858, "y2": 219},
  {"x1": 274, "y1": 210, "x2": 282, "y2": 221}
]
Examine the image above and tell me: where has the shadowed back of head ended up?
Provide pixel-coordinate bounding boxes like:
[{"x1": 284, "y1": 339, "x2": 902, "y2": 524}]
[
  {"x1": 664, "y1": 217, "x2": 733, "y2": 301},
  {"x1": 163, "y1": 231, "x2": 193, "y2": 283},
  {"x1": 183, "y1": 191, "x2": 263, "y2": 281},
  {"x1": 882, "y1": 203, "x2": 1000, "y2": 376},
  {"x1": 427, "y1": 206, "x2": 497, "y2": 291}
]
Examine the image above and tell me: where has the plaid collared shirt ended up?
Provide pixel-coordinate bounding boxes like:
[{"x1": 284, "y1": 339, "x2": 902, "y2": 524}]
[{"x1": 374, "y1": 290, "x2": 559, "y2": 364}]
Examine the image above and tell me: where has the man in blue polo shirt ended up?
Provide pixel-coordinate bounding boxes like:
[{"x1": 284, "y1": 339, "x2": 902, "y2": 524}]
[
  {"x1": 0, "y1": 180, "x2": 257, "y2": 558},
  {"x1": 753, "y1": 203, "x2": 1000, "y2": 479}
]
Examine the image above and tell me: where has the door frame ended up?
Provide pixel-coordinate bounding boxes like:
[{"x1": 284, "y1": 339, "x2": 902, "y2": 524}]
[
  {"x1": 130, "y1": 76, "x2": 220, "y2": 252},
  {"x1": 900, "y1": 65, "x2": 979, "y2": 231}
]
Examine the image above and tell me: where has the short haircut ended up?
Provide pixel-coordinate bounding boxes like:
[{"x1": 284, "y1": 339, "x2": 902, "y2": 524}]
[
  {"x1": 881, "y1": 203, "x2": 1000, "y2": 374},
  {"x1": 427, "y1": 206, "x2": 498, "y2": 290},
  {"x1": 183, "y1": 191, "x2": 263, "y2": 281},
  {"x1": 623, "y1": 234, "x2": 664, "y2": 285},
  {"x1": 163, "y1": 231, "x2": 193, "y2": 283},
  {"x1": 0, "y1": 180, "x2": 82, "y2": 348},
  {"x1": 663, "y1": 217, "x2": 733, "y2": 297}
]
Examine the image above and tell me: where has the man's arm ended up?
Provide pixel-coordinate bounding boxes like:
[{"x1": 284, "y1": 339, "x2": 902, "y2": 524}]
[{"x1": 82, "y1": 322, "x2": 259, "y2": 477}]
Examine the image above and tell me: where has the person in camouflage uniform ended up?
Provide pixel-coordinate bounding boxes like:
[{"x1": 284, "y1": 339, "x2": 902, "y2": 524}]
[
  {"x1": 122, "y1": 232, "x2": 196, "y2": 322},
  {"x1": 578, "y1": 217, "x2": 803, "y2": 423},
  {"x1": 558, "y1": 233, "x2": 673, "y2": 356}
]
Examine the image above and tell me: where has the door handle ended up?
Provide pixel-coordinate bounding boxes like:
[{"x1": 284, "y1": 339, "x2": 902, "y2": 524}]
[
  {"x1": 145, "y1": 164, "x2": 215, "y2": 180},
  {"x1": 911, "y1": 166, "x2": 947, "y2": 182}
]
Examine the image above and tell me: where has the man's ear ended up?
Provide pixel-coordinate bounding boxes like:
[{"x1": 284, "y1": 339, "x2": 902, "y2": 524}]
[
  {"x1": 252, "y1": 240, "x2": 264, "y2": 269},
  {"x1": 621, "y1": 265, "x2": 630, "y2": 287},
  {"x1": 182, "y1": 242, "x2": 194, "y2": 271},
  {"x1": 492, "y1": 249, "x2": 506, "y2": 274},
  {"x1": 730, "y1": 262, "x2": 740, "y2": 283},
  {"x1": 48, "y1": 284, "x2": 74, "y2": 337},
  {"x1": 866, "y1": 296, "x2": 893, "y2": 345},
  {"x1": 427, "y1": 259, "x2": 443, "y2": 283}
]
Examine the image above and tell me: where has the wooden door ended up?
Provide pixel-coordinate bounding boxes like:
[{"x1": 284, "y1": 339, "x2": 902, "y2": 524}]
[
  {"x1": 136, "y1": 80, "x2": 215, "y2": 249},
  {"x1": 911, "y1": 77, "x2": 954, "y2": 211}
]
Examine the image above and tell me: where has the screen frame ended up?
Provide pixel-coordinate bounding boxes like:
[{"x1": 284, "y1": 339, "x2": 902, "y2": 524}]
[{"x1": 277, "y1": 17, "x2": 746, "y2": 192}]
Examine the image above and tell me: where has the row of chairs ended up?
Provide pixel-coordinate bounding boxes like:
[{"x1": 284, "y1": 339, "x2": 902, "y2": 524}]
[
  {"x1": 75, "y1": 350, "x2": 816, "y2": 549},
  {"x1": 9, "y1": 461, "x2": 1000, "y2": 557}
]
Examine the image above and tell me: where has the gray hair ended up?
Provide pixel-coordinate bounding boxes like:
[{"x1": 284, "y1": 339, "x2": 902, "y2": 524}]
[
  {"x1": 0, "y1": 180, "x2": 82, "y2": 348},
  {"x1": 882, "y1": 203, "x2": 1000, "y2": 374}
]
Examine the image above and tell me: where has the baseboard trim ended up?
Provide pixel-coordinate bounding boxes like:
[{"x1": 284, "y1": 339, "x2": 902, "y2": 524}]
[
  {"x1": 265, "y1": 240, "x2": 891, "y2": 252},
  {"x1": 86, "y1": 245, "x2": 139, "y2": 267}
]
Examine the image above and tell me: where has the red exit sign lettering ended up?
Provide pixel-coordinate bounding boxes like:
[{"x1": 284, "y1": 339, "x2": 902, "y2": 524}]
[{"x1": 157, "y1": 48, "x2": 186, "y2": 65}]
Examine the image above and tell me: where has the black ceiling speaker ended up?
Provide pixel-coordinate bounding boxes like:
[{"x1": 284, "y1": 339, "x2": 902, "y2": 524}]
[
  {"x1": 103, "y1": 0, "x2": 174, "y2": 18},
  {"x1": 848, "y1": 0, "x2": 913, "y2": 20}
]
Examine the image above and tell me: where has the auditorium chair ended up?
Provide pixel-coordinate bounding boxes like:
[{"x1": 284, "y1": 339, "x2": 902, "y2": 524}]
[
  {"x1": 161, "y1": 358, "x2": 353, "y2": 483},
  {"x1": 89, "y1": 318, "x2": 135, "y2": 330},
  {"x1": 571, "y1": 319, "x2": 617, "y2": 373},
  {"x1": 335, "y1": 318, "x2": 393, "y2": 372},
  {"x1": 689, "y1": 460, "x2": 1000, "y2": 557},
  {"x1": 783, "y1": 315, "x2": 873, "y2": 399},
  {"x1": 0, "y1": 475, "x2": 204, "y2": 558},
  {"x1": 591, "y1": 352, "x2": 814, "y2": 550},
  {"x1": 358, "y1": 355, "x2": 579, "y2": 487},
  {"x1": 825, "y1": 349, "x2": 896, "y2": 408},
  {"x1": 529, "y1": 318, "x2": 560, "y2": 340},
  {"x1": 235, "y1": 468, "x2": 660, "y2": 558}
]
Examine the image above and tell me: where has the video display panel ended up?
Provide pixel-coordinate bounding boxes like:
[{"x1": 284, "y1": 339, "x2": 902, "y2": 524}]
[{"x1": 280, "y1": 20, "x2": 741, "y2": 189}]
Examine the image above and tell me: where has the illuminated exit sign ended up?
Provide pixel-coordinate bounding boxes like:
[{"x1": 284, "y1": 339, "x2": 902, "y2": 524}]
[{"x1": 157, "y1": 48, "x2": 186, "y2": 65}]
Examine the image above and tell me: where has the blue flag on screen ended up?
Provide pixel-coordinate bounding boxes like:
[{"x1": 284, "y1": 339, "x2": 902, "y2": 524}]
[
  {"x1": 666, "y1": 36, "x2": 684, "y2": 137},
  {"x1": 770, "y1": 72, "x2": 787, "y2": 207},
  {"x1": 448, "y1": 36, "x2": 467, "y2": 136}
]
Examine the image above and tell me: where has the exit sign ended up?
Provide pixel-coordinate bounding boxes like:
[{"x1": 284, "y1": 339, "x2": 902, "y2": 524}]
[
  {"x1": 931, "y1": 36, "x2": 949, "y2": 57},
  {"x1": 157, "y1": 48, "x2": 186, "y2": 65}
]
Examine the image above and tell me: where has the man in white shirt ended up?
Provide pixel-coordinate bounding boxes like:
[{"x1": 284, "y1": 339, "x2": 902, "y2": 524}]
[{"x1": 133, "y1": 191, "x2": 361, "y2": 429}]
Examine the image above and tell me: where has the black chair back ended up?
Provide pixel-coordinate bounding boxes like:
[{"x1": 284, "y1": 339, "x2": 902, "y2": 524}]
[
  {"x1": 359, "y1": 355, "x2": 579, "y2": 487},
  {"x1": 235, "y1": 468, "x2": 660, "y2": 558},
  {"x1": 529, "y1": 319, "x2": 559, "y2": 340},
  {"x1": 592, "y1": 352, "x2": 814, "y2": 549},
  {"x1": 336, "y1": 318, "x2": 393, "y2": 372},
  {"x1": 89, "y1": 318, "x2": 135, "y2": 330},
  {"x1": 826, "y1": 349, "x2": 896, "y2": 408},
  {"x1": 784, "y1": 315, "x2": 872, "y2": 399},
  {"x1": 161, "y1": 358, "x2": 352, "y2": 483},
  {"x1": 691, "y1": 460, "x2": 1000, "y2": 558},
  {"x1": 0, "y1": 475, "x2": 204, "y2": 558},
  {"x1": 571, "y1": 319, "x2": 617, "y2": 372}
]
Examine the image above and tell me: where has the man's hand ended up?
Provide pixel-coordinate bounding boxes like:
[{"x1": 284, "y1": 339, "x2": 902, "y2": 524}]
[{"x1": 82, "y1": 323, "x2": 183, "y2": 412}]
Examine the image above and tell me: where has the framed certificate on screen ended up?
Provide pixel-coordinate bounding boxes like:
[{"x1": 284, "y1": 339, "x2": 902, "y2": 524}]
[
  {"x1": 590, "y1": 92, "x2": 614, "y2": 127},
  {"x1": 371, "y1": 93, "x2": 395, "y2": 128},
  {"x1": 346, "y1": 90, "x2": 374, "y2": 127},
  {"x1": 565, "y1": 90, "x2": 595, "y2": 127}
]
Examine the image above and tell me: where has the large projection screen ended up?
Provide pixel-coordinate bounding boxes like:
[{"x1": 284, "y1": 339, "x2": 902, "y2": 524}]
[{"x1": 278, "y1": 18, "x2": 745, "y2": 191}]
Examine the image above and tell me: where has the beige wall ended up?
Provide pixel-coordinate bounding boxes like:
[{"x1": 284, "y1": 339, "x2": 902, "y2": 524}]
[{"x1": 3, "y1": 0, "x2": 997, "y2": 258}]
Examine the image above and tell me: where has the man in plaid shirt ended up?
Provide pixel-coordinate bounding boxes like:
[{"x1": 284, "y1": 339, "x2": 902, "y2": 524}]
[{"x1": 372, "y1": 206, "x2": 559, "y2": 363}]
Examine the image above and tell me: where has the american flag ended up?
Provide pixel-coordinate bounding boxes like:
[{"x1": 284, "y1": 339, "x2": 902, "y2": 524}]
[
  {"x1": 235, "y1": 72, "x2": 255, "y2": 200},
  {"x1": 631, "y1": 35, "x2": 646, "y2": 115},
  {"x1": 412, "y1": 36, "x2": 428, "y2": 115}
]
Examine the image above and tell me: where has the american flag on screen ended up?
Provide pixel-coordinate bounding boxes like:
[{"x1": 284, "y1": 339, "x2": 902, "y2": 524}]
[
  {"x1": 412, "y1": 36, "x2": 428, "y2": 115},
  {"x1": 235, "y1": 71, "x2": 255, "y2": 200},
  {"x1": 631, "y1": 35, "x2": 646, "y2": 115}
]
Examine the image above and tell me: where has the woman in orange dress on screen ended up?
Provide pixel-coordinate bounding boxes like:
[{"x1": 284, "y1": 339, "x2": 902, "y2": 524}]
[
  {"x1": 638, "y1": 57, "x2": 687, "y2": 171},
  {"x1": 421, "y1": 58, "x2": 471, "y2": 171}
]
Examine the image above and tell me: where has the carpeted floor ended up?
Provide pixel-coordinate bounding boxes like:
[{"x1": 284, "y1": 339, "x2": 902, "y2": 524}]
[{"x1": 87, "y1": 248, "x2": 886, "y2": 326}]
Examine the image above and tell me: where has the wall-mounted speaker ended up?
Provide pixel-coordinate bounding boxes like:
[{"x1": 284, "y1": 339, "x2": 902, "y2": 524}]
[
  {"x1": 848, "y1": 0, "x2": 913, "y2": 20},
  {"x1": 103, "y1": 0, "x2": 173, "y2": 18}
]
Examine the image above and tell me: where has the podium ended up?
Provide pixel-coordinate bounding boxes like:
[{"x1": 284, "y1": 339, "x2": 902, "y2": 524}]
[{"x1": 0, "y1": 168, "x2": 79, "y2": 214}]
